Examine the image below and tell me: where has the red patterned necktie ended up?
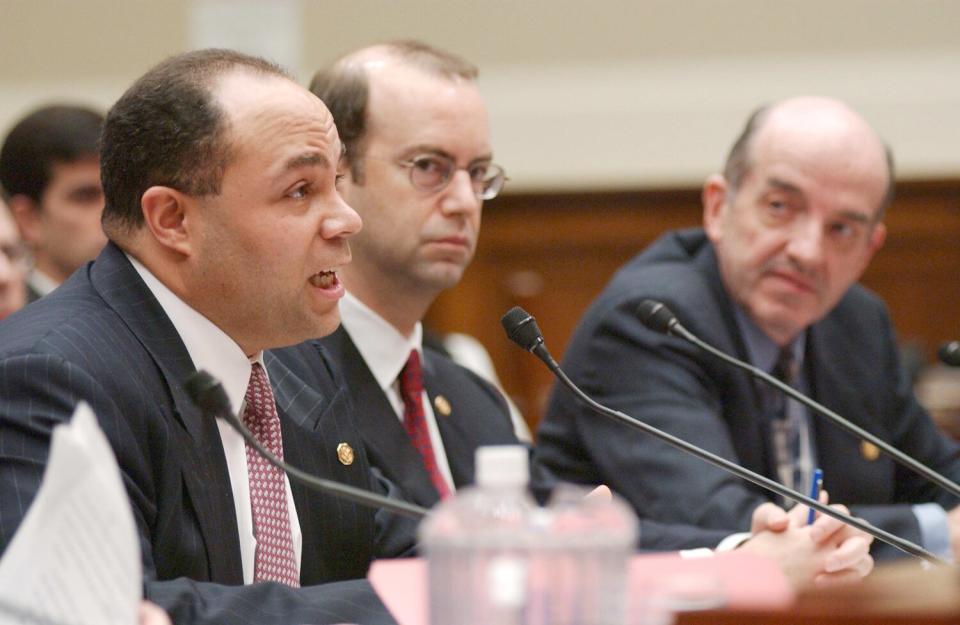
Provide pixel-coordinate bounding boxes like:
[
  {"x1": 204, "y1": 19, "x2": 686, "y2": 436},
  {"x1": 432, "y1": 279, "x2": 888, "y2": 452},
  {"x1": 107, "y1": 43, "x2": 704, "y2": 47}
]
[
  {"x1": 243, "y1": 362, "x2": 300, "y2": 587},
  {"x1": 398, "y1": 350, "x2": 452, "y2": 500}
]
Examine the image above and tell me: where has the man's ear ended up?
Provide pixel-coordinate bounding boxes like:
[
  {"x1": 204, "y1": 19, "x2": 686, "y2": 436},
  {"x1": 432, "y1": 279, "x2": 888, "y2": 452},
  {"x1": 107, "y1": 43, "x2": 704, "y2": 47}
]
[
  {"x1": 702, "y1": 174, "x2": 729, "y2": 242},
  {"x1": 7, "y1": 194, "x2": 43, "y2": 245},
  {"x1": 140, "y1": 186, "x2": 193, "y2": 256},
  {"x1": 857, "y1": 221, "x2": 887, "y2": 275}
]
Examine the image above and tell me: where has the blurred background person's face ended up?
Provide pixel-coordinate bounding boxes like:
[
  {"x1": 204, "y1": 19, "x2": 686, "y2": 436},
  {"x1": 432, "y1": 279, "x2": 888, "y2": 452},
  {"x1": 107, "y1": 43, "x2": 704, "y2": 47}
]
[{"x1": 0, "y1": 199, "x2": 28, "y2": 319}]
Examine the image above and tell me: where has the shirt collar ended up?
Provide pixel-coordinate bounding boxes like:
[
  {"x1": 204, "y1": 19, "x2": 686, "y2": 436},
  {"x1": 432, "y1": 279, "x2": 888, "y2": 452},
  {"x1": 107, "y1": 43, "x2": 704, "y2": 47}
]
[
  {"x1": 732, "y1": 305, "x2": 806, "y2": 374},
  {"x1": 27, "y1": 269, "x2": 60, "y2": 296},
  {"x1": 126, "y1": 254, "x2": 259, "y2": 416},
  {"x1": 339, "y1": 290, "x2": 422, "y2": 391}
]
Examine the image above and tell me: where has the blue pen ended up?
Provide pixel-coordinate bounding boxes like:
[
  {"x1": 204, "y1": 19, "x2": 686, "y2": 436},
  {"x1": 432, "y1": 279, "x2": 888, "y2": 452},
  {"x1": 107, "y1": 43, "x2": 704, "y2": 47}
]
[{"x1": 807, "y1": 468, "x2": 823, "y2": 525}]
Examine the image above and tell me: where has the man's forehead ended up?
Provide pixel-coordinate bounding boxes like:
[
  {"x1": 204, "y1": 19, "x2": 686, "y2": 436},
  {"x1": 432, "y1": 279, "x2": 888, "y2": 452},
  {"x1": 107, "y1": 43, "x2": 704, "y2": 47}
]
[
  {"x1": 214, "y1": 71, "x2": 336, "y2": 150},
  {"x1": 214, "y1": 69, "x2": 328, "y2": 121}
]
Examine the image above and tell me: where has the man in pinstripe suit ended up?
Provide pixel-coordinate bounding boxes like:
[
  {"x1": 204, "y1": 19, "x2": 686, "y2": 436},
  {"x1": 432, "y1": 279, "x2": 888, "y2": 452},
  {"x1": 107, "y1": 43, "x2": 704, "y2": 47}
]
[{"x1": 0, "y1": 49, "x2": 411, "y2": 625}]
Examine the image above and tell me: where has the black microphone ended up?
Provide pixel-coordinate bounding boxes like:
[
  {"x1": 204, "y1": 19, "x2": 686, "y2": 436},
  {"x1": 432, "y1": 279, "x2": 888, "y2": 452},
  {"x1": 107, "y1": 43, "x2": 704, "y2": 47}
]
[
  {"x1": 638, "y1": 299, "x2": 960, "y2": 500},
  {"x1": 501, "y1": 306, "x2": 942, "y2": 564},
  {"x1": 184, "y1": 370, "x2": 428, "y2": 519},
  {"x1": 939, "y1": 341, "x2": 960, "y2": 367}
]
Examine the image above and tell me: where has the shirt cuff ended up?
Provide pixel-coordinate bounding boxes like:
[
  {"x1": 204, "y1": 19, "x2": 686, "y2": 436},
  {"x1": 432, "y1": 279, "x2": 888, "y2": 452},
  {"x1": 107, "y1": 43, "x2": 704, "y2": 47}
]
[
  {"x1": 715, "y1": 531, "x2": 753, "y2": 552},
  {"x1": 678, "y1": 548, "x2": 715, "y2": 559},
  {"x1": 913, "y1": 503, "x2": 953, "y2": 562}
]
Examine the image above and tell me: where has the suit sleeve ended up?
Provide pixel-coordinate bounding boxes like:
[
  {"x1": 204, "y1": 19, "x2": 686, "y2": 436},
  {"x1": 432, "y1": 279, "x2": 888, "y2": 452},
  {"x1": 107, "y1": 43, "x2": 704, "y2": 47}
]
[
  {"x1": 534, "y1": 296, "x2": 769, "y2": 548},
  {"x1": 0, "y1": 353, "x2": 156, "y2": 553},
  {"x1": 145, "y1": 577, "x2": 397, "y2": 625},
  {"x1": 846, "y1": 309, "x2": 960, "y2": 558},
  {"x1": 0, "y1": 354, "x2": 399, "y2": 625}
]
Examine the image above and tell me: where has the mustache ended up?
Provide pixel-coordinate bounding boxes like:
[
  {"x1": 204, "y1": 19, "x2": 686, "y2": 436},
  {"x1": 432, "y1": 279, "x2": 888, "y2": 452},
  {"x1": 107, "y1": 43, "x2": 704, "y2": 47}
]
[{"x1": 762, "y1": 256, "x2": 822, "y2": 290}]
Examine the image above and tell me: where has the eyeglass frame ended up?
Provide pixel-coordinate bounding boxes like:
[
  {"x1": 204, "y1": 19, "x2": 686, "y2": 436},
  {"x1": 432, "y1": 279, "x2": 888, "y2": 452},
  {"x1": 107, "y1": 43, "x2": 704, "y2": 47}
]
[{"x1": 365, "y1": 152, "x2": 508, "y2": 200}]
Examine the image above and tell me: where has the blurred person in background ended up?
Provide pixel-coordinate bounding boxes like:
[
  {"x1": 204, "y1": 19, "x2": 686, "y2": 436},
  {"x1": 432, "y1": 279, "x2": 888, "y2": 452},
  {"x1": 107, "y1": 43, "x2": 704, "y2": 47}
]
[
  {"x1": 0, "y1": 104, "x2": 106, "y2": 301},
  {"x1": 0, "y1": 198, "x2": 28, "y2": 320}
]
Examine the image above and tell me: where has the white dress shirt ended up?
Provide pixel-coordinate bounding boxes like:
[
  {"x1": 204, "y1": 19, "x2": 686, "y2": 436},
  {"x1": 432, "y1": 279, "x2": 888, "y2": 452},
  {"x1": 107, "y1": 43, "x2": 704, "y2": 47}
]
[
  {"x1": 128, "y1": 255, "x2": 302, "y2": 583},
  {"x1": 27, "y1": 269, "x2": 59, "y2": 297},
  {"x1": 339, "y1": 291, "x2": 456, "y2": 493}
]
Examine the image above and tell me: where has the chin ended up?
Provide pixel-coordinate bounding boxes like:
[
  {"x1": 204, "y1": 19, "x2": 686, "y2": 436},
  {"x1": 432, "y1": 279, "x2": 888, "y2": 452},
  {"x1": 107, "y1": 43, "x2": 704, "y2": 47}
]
[{"x1": 312, "y1": 314, "x2": 342, "y2": 339}]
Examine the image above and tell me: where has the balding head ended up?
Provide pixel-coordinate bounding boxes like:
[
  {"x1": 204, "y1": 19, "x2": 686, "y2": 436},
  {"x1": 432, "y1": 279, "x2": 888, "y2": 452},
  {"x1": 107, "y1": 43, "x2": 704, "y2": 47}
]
[
  {"x1": 309, "y1": 40, "x2": 478, "y2": 180},
  {"x1": 723, "y1": 97, "x2": 894, "y2": 217}
]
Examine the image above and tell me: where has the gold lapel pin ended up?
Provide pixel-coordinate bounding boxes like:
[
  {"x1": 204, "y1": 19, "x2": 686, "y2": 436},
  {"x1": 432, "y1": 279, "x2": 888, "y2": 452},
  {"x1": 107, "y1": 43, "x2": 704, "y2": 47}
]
[
  {"x1": 337, "y1": 442, "x2": 355, "y2": 466},
  {"x1": 434, "y1": 395, "x2": 452, "y2": 417},
  {"x1": 860, "y1": 441, "x2": 880, "y2": 461}
]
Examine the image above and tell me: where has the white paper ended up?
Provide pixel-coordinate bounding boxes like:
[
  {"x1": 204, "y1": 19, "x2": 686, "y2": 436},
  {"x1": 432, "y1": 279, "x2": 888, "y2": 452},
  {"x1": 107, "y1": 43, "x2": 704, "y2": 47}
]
[{"x1": 0, "y1": 402, "x2": 141, "y2": 625}]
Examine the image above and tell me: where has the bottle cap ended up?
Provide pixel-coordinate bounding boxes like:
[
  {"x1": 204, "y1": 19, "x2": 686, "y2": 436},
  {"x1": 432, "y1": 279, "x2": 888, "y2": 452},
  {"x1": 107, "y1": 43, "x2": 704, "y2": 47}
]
[{"x1": 475, "y1": 445, "x2": 529, "y2": 488}]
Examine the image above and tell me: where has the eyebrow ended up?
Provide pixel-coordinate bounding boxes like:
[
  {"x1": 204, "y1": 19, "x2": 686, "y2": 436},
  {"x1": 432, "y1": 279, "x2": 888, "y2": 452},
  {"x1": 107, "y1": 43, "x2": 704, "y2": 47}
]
[
  {"x1": 65, "y1": 183, "x2": 103, "y2": 197},
  {"x1": 404, "y1": 145, "x2": 493, "y2": 165},
  {"x1": 766, "y1": 177, "x2": 872, "y2": 224},
  {"x1": 284, "y1": 152, "x2": 330, "y2": 171},
  {"x1": 834, "y1": 210, "x2": 872, "y2": 224},
  {"x1": 765, "y1": 177, "x2": 803, "y2": 195}
]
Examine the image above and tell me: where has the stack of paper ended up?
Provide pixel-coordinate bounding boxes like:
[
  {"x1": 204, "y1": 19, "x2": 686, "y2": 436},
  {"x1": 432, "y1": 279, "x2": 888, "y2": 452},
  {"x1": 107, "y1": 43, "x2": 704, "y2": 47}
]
[{"x1": 0, "y1": 402, "x2": 141, "y2": 625}]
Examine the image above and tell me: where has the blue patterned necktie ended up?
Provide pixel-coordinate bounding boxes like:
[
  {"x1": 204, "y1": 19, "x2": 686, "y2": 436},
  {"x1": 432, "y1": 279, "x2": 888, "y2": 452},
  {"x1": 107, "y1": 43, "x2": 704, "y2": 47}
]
[{"x1": 770, "y1": 347, "x2": 807, "y2": 498}]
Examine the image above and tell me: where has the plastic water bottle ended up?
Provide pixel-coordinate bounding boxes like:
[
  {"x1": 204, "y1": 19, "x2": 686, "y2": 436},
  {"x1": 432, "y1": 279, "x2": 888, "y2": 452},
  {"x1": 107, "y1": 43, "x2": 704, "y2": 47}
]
[
  {"x1": 526, "y1": 485, "x2": 638, "y2": 625},
  {"x1": 420, "y1": 445, "x2": 537, "y2": 625}
]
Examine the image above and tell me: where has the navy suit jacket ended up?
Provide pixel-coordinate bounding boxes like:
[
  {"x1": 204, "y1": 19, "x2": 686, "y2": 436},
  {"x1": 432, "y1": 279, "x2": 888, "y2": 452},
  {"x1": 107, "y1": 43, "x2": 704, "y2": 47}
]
[
  {"x1": 534, "y1": 228, "x2": 960, "y2": 559},
  {"x1": 316, "y1": 325, "x2": 519, "y2": 508},
  {"x1": 0, "y1": 242, "x2": 408, "y2": 624}
]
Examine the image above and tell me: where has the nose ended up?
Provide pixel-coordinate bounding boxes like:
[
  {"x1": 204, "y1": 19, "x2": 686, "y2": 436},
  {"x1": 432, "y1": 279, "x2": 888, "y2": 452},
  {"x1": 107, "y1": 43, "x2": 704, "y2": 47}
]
[
  {"x1": 439, "y1": 169, "x2": 482, "y2": 216},
  {"x1": 785, "y1": 216, "x2": 826, "y2": 269},
  {"x1": 320, "y1": 194, "x2": 363, "y2": 240}
]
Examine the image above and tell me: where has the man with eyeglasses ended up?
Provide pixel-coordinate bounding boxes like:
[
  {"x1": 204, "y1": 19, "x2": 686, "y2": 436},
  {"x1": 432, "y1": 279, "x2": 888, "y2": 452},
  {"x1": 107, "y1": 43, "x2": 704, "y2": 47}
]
[
  {"x1": 0, "y1": 198, "x2": 28, "y2": 320},
  {"x1": 306, "y1": 41, "x2": 518, "y2": 507}
]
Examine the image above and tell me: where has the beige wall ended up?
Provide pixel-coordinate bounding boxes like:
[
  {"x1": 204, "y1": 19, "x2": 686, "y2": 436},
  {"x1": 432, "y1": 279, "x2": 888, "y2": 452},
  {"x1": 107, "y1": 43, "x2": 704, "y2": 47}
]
[{"x1": 2, "y1": 0, "x2": 958, "y2": 190}]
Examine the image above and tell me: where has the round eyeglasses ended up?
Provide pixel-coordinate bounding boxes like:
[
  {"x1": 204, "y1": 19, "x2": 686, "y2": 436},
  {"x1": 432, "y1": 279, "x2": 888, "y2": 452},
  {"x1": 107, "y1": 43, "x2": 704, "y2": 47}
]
[{"x1": 386, "y1": 153, "x2": 507, "y2": 200}]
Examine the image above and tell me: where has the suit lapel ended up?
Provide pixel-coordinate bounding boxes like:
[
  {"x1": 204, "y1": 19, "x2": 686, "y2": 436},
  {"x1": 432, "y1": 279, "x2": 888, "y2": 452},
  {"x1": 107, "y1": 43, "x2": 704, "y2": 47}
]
[
  {"x1": 326, "y1": 327, "x2": 441, "y2": 507},
  {"x1": 89, "y1": 243, "x2": 243, "y2": 583},
  {"x1": 806, "y1": 322, "x2": 890, "y2": 503},
  {"x1": 422, "y1": 353, "x2": 475, "y2": 488},
  {"x1": 265, "y1": 345, "x2": 376, "y2": 582}
]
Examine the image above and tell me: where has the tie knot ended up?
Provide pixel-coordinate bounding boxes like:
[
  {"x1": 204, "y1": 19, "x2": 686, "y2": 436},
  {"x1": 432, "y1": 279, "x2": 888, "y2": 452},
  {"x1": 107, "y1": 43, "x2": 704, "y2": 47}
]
[
  {"x1": 773, "y1": 347, "x2": 797, "y2": 385},
  {"x1": 399, "y1": 350, "x2": 424, "y2": 398},
  {"x1": 245, "y1": 362, "x2": 272, "y2": 410}
]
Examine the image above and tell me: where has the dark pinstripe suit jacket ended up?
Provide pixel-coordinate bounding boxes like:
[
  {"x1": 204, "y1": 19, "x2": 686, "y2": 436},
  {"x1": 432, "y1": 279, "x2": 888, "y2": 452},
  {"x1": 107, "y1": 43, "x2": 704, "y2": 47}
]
[
  {"x1": 0, "y1": 242, "x2": 407, "y2": 625},
  {"x1": 314, "y1": 326, "x2": 519, "y2": 508}
]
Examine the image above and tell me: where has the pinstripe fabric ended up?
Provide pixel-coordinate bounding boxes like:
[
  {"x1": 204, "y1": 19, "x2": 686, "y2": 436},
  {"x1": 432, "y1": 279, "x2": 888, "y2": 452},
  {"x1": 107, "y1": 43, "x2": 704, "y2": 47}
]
[
  {"x1": 312, "y1": 326, "x2": 519, "y2": 509},
  {"x1": 0, "y1": 242, "x2": 402, "y2": 625}
]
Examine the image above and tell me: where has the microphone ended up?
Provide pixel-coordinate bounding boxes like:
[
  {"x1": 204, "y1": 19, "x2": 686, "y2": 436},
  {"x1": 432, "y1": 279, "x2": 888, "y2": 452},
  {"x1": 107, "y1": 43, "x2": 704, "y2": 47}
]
[
  {"x1": 638, "y1": 299, "x2": 960, "y2": 500},
  {"x1": 939, "y1": 341, "x2": 960, "y2": 367},
  {"x1": 184, "y1": 370, "x2": 428, "y2": 519},
  {"x1": 501, "y1": 306, "x2": 942, "y2": 564}
]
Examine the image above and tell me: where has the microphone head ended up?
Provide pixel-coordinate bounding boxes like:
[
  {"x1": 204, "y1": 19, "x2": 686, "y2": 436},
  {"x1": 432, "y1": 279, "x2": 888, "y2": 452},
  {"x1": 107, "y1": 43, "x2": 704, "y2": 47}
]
[
  {"x1": 636, "y1": 299, "x2": 677, "y2": 335},
  {"x1": 939, "y1": 341, "x2": 960, "y2": 367},
  {"x1": 184, "y1": 370, "x2": 233, "y2": 417},
  {"x1": 501, "y1": 306, "x2": 545, "y2": 352}
]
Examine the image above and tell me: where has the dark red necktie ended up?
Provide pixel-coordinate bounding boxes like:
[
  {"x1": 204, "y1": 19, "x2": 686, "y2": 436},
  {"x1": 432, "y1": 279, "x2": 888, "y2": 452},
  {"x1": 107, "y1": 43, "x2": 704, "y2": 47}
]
[
  {"x1": 243, "y1": 362, "x2": 300, "y2": 587},
  {"x1": 398, "y1": 350, "x2": 452, "y2": 500}
]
